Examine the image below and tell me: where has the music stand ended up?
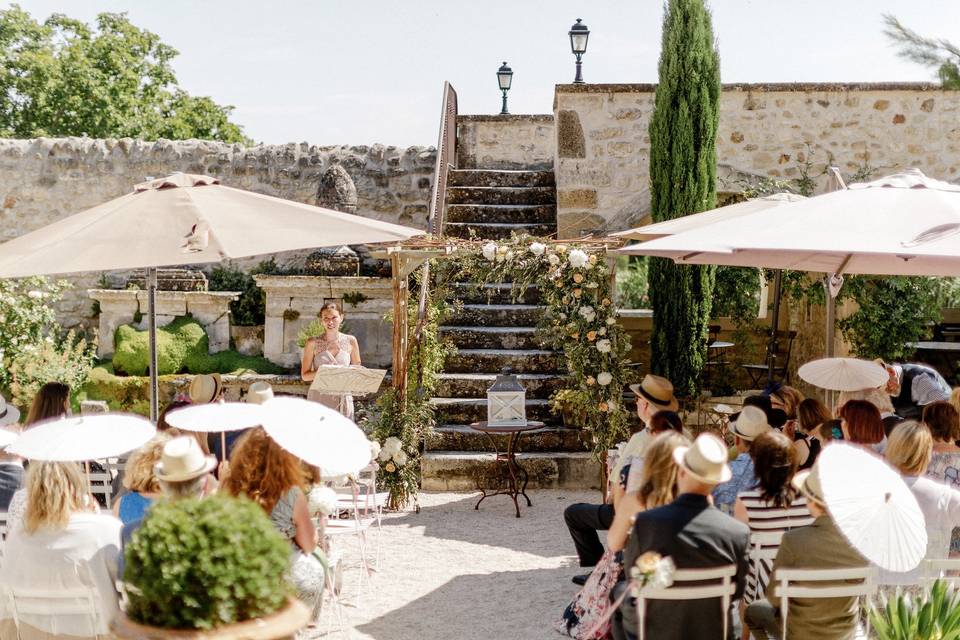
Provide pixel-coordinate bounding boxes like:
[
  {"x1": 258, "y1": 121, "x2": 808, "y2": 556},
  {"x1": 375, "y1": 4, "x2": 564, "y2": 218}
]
[{"x1": 309, "y1": 366, "x2": 387, "y2": 414}]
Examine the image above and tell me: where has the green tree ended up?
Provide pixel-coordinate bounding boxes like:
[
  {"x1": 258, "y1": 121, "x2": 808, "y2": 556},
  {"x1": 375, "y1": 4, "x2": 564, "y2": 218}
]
[
  {"x1": 0, "y1": 5, "x2": 248, "y2": 142},
  {"x1": 883, "y1": 14, "x2": 960, "y2": 89},
  {"x1": 647, "y1": 0, "x2": 721, "y2": 397}
]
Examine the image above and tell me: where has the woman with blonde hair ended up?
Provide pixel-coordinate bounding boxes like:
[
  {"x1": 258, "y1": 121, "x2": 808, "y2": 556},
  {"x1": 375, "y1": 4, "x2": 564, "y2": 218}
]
[
  {"x1": 0, "y1": 461, "x2": 121, "y2": 638},
  {"x1": 112, "y1": 432, "x2": 171, "y2": 525},
  {"x1": 221, "y1": 427, "x2": 324, "y2": 618}
]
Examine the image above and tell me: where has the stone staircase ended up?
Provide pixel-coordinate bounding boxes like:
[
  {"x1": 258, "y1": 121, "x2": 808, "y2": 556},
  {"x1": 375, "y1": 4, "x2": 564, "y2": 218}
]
[{"x1": 421, "y1": 168, "x2": 601, "y2": 491}]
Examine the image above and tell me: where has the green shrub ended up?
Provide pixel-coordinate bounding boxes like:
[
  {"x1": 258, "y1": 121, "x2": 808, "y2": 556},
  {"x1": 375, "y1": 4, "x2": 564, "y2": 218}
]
[
  {"x1": 0, "y1": 276, "x2": 70, "y2": 388},
  {"x1": 9, "y1": 329, "x2": 96, "y2": 410},
  {"x1": 208, "y1": 259, "x2": 292, "y2": 327},
  {"x1": 869, "y1": 579, "x2": 960, "y2": 640},
  {"x1": 615, "y1": 256, "x2": 649, "y2": 309},
  {"x1": 124, "y1": 495, "x2": 292, "y2": 630}
]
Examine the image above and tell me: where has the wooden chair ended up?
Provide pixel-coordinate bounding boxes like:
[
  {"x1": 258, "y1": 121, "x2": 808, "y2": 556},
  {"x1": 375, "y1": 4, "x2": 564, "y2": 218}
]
[
  {"x1": 742, "y1": 330, "x2": 797, "y2": 388},
  {"x1": 636, "y1": 564, "x2": 737, "y2": 640},
  {"x1": 772, "y1": 565, "x2": 877, "y2": 640}
]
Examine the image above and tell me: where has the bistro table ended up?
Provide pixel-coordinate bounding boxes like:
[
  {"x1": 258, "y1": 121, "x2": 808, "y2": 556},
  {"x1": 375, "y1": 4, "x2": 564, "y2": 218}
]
[{"x1": 469, "y1": 420, "x2": 544, "y2": 518}]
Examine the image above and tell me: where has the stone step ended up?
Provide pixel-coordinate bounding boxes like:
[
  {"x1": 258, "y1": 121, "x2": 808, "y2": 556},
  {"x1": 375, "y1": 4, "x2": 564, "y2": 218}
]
[
  {"x1": 448, "y1": 169, "x2": 556, "y2": 188},
  {"x1": 426, "y1": 424, "x2": 588, "y2": 453},
  {"x1": 439, "y1": 326, "x2": 541, "y2": 350},
  {"x1": 444, "y1": 348, "x2": 562, "y2": 374},
  {"x1": 435, "y1": 372, "x2": 564, "y2": 398},
  {"x1": 421, "y1": 451, "x2": 602, "y2": 491},
  {"x1": 446, "y1": 204, "x2": 557, "y2": 224},
  {"x1": 430, "y1": 397, "x2": 554, "y2": 425},
  {"x1": 446, "y1": 303, "x2": 544, "y2": 327},
  {"x1": 446, "y1": 186, "x2": 556, "y2": 206},
  {"x1": 450, "y1": 283, "x2": 540, "y2": 305},
  {"x1": 444, "y1": 221, "x2": 557, "y2": 240}
]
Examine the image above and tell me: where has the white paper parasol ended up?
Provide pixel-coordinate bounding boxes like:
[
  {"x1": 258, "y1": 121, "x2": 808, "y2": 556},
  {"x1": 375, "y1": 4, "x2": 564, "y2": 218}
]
[
  {"x1": 260, "y1": 397, "x2": 372, "y2": 477},
  {"x1": 818, "y1": 443, "x2": 926, "y2": 572},
  {"x1": 164, "y1": 401, "x2": 267, "y2": 432},
  {"x1": 7, "y1": 414, "x2": 155, "y2": 461},
  {"x1": 798, "y1": 358, "x2": 889, "y2": 391},
  {"x1": 0, "y1": 428, "x2": 18, "y2": 449}
]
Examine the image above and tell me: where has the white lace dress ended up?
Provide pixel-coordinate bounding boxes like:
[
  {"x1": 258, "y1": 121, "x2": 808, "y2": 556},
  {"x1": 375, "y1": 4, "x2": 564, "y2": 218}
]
[{"x1": 306, "y1": 334, "x2": 355, "y2": 420}]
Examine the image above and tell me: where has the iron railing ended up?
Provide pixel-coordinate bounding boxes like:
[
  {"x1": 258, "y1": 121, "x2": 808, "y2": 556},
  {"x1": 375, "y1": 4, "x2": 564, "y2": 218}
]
[{"x1": 427, "y1": 81, "x2": 458, "y2": 237}]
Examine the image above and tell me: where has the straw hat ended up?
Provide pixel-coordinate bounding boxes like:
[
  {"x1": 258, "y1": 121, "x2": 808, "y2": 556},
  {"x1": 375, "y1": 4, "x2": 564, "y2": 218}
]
[
  {"x1": 629, "y1": 374, "x2": 679, "y2": 412},
  {"x1": 246, "y1": 381, "x2": 274, "y2": 405},
  {"x1": 672, "y1": 433, "x2": 732, "y2": 485},
  {"x1": 0, "y1": 393, "x2": 20, "y2": 426},
  {"x1": 154, "y1": 436, "x2": 217, "y2": 482},
  {"x1": 188, "y1": 373, "x2": 222, "y2": 404},
  {"x1": 731, "y1": 405, "x2": 771, "y2": 442},
  {"x1": 792, "y1": 466, "x2": 825, "y2": 506}
]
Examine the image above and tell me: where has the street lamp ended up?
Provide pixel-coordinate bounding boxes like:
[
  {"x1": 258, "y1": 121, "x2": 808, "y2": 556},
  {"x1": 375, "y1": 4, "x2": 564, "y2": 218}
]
[
  {"x1": 497, "y1": 61, "x2": 513, "y2": 115},
  {"x1": 569, "y1": 18, "x2": 590, "y2": 84}
]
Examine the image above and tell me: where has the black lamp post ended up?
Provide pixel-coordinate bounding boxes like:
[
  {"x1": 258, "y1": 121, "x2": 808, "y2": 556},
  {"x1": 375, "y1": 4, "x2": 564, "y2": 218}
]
[
  {"x1": 569, "y1": 18, "x2": 590, "y2": 84},
  {"x1": 497, "y1": 61, "x2": 513, "y2": 115}
]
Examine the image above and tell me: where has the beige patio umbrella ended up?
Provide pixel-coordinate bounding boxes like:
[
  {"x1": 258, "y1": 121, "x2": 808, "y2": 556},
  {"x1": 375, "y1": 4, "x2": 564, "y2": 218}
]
[{"x1": 0, "y1": 173, "x2": 424, "y2": 420}]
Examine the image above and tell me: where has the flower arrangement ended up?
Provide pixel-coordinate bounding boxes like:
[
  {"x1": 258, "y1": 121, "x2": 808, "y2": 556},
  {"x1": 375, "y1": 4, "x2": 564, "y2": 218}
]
[
  {"x1": 629, "y1": 552, "x2": 676, "y2": 597},
  {"x1": 307, "y1": 486, "x2": 338, "y2": 516}
]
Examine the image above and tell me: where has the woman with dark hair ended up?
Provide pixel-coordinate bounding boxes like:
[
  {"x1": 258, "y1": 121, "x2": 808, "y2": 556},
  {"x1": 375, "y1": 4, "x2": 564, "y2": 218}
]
[
  {"x1": 25, "y1": 381, "x2": 70, "y2": 425},
  {"x1": 301, "y1": 302, "x2": 361, "y2": 419},
  {"x1": 794, "y1": 398, "x2": 831, "y2": 469},
  {"x1": 839, "y1": 399, "x2": 884, "y2": 451},
  {"x1": 734, "y1": 430, "x2": 813, "y2": 639},
  {"x1": 924, "y1": 401, "x2": 960, "y2": 494}
]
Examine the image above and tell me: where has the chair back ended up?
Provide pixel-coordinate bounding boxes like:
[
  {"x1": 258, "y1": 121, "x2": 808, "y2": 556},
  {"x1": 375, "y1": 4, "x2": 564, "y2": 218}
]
[
  {"x1": 4, "y1": 584, "x2": 103, "y2": 637},
  {"x1": 636, "y1": 564, "x2": 737, "y2": 640},
  {"x1": 773, "y1": 565, "x2": 877, "y2": 640},
  {"x1": 749, "y1": 530, "x2": 783, "y2": 591},
  {"x1": 921, "y1": 558, "x2": 960, "y2": 588},
  {"x1": 87, "y1": 472, "x2": 113, "y2": 509}
]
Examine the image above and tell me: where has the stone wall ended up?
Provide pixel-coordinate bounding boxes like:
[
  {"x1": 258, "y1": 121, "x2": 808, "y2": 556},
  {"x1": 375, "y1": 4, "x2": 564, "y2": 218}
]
[
  {"x1": 0, "y1": 138, "x2": 436, "y2": 327},
  {"x1": 553, "y1": 82, "x2": 958, "y2": 238},
  {"x1": 456, "y1": 115, "x2": 555, "y2": 170}
]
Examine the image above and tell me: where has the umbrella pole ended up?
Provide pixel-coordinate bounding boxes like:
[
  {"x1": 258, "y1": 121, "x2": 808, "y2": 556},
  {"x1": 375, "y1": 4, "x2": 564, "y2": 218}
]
[
  {"x1": 147, "y1": 267, "x2": 159, "y2": 423},
  {"x1": 766, "y1": 269, "x2": 783, "y2": 387},
  {"x1": 221, "y1": 431, "x2": 227, "y2": 462}
]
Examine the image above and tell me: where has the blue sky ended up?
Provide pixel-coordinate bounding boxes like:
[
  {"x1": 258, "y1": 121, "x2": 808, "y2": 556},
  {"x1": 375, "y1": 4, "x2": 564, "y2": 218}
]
[{"x1": 8, "y1": 0, "x2": 960, "y2": 147}]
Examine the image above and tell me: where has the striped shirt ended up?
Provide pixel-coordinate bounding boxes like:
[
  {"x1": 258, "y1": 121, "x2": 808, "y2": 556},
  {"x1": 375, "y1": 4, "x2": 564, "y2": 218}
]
[{"x1": 738, "y1": 489, "x2": 813, "y2": 603}]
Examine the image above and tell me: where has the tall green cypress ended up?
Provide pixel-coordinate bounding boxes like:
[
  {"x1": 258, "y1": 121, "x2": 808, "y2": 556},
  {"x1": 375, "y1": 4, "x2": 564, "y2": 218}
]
[{"x1": 648, "y1": 0, "x2": 721, "y2": 398}]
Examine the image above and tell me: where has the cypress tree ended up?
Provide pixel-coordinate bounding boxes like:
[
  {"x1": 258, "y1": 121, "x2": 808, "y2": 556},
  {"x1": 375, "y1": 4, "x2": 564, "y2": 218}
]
[{"x1": 648, "y1": 0, "x2": 721, "y2": 398}]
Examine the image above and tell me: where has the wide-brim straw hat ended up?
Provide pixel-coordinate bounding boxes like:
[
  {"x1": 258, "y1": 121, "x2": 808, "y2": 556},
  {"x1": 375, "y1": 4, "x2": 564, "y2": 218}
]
[
  {"x1": 731, "y1": 405, "x2": 772, "y2": 442},
  {"x1": 154, "y1": 435, "x2": 217, "y2": 482},
  {"x1": 189, "y1": 373, "x2": 223, "y2": 405},
  {"x1": 673, "y1": 433, "x2": 732, "y2": 485},
  {"x1": 246, "y1": 381, "x2": 274, "y2": 405},
  {"x1": 629, "y1": 374, "x2": 679, "y2": 412},
  {"x1": 792, "y1": 467, "x2": 826, "y2": 505},
  {"x1": 0, "y1": 394, "x2": 20, "y2": 426}
]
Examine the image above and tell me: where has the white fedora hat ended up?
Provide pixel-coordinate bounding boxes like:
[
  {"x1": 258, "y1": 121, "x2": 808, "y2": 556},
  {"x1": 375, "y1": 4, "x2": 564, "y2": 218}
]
[
  {"x1": 0, "y1": 393, "x2": 20, "y2": 426},
  {"x1": 792, "y1": 466, "x2": 826, "y2": 506},
  {"x1": 154, "y1": 435, "x2": 216, "y2": 482},
  {"x1": 731, "y1": 405, "x2": 771, "y2": 442},
  {"x1": 673, "y1": 433, "x2": 732, "y2": 485},
  {"x1": 245, "y1": 381, "x2": 274, "y2": 405},
  {"x1": 188, "y1": 373, "x2": 222, "y2": 405}
]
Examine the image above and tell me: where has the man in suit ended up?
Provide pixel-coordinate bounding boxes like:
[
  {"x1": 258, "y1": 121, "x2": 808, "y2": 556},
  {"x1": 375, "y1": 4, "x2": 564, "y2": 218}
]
[
  {"x1": 745, "y1": 461, "x2": 868, "y2": 640},
  {"x1": 614, "y1": 433, "x2": 751, "y2": 640}
]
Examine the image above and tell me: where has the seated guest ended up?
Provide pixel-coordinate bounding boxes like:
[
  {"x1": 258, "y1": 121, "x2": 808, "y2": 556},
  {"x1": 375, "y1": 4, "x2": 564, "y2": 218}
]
[
  {"x1": 769, "y1": 385, "x2": 804, "y2": 433},
  {"x1": 713, "y1": 405, "x2": 770, "y2": 514},
  {"x1": 112, "y1": 432, "x2": 172, "y2": 525},
  {"x1": 795, "y1": 398, "x2": 831, "y2": 469},
  {"x1": 882, "y1": 421, "x2": 960, "y2": 587},
  {"x1": 879, "y1": 360, "x2": 951, "y2": 420},
  {"x1": 614, "y1": 434, "x2": 750, "y2": 640},
  {"x1": 565, "y1": 375, "x2": 677, "y2": 585},
  {"x1": 621, "y1": 410, "x2": 683, "y2": 497},
  {"x1": 734, "y1": 431, "x2": 812, "y2": 639},
  {"x1": 0, "y1": 462, "x2": 121, "y2": 639},
  {"x1": 923, "y1": 401, "x2": 960, "y2": 555},
  {"x1": 222, "y1": 427, "x2": 325, "y2": 619},
  {"x1": 0, "y1": 392, "x2": 22, "y2": 510},
  {"x1": 745, "y1": 459, "x2": 869, "y2": 640},
  {"x1": 839, "y1": 399, "x2": 884, "y2": 453}
]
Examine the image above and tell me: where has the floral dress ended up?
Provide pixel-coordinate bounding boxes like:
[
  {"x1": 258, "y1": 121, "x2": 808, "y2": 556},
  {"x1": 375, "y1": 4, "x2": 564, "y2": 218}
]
[
  {"x1": 927, "y1": 451, "x2": 960, "y2": 555},
  {"x1": 270, "y1": 487, "x2": 326, "y2": 619},
  {"x1": 306, "y1": 334, "x2": 355, "y2": 420}
]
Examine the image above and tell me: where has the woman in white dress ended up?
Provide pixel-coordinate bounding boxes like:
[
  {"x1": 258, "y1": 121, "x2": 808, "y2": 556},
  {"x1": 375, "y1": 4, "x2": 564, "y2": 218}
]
[{"x1": 301, "y1": 303, "x2": 361, "y2": 420}]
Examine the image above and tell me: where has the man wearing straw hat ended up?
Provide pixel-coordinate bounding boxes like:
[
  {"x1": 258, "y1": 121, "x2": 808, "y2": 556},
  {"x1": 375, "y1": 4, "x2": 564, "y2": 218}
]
[
  {"x1": 744, "y1": 459, "x2": 867, "y2": 640},
  {"x1": 615, "y1": 433, "x2": 750, "y2": 640}
]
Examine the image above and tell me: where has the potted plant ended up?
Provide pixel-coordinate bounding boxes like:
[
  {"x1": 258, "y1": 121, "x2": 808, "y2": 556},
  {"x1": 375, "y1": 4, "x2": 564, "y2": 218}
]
[{"x1": 113, "y1": 495, "x2": 309, "y2": 639}]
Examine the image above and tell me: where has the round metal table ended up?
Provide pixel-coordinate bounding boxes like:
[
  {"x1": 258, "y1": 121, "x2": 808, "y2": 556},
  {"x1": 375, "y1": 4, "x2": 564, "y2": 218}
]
[{"x1": 469, "y1": 420, "x2": 544, "y2": 518}]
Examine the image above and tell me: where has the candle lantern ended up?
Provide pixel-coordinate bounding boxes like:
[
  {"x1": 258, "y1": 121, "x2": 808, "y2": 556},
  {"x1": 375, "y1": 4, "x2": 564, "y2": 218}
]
[{"x1": 487, "y1": 368, "x2": 527, "y2": 427}]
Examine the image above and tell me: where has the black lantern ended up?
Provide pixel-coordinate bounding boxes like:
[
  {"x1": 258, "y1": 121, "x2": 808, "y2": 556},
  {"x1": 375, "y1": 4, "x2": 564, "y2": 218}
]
[
  {"x1": 569, "y1": 18, "x2": 590, "y2": 84},
  {"x1": 497, "y1": 61, "x2": 513, "y2": 115}
]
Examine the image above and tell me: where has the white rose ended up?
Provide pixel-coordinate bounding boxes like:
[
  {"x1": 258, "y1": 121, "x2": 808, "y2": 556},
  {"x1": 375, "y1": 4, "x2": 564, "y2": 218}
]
[
  {"x1": 597, "y1": 372, "x2": 613, "y2": 386},
  {"x1": 548, "y1": 254, "x2": 561, "y2": 266},
  {"x1": 482, "y1": 242, "x2": 497, "y2": 261},
  {"x1": 608, "y1": 400, "x2": 618, "y2": 411},
  {"x1": 27, "y1": 290, "x2": 44, "y2": 300},
  {"x1": 307, "y1": 486, "x2": 339, "y2": 516},
  {"x1": 383, "y1": 436, "x2": 403, "y2": 454},
  {"x1": 568, "y1": 249, "x2": 589, "y2": 269},
  {"x1": 378, "y1": 447, "x2": 392, "y2": 462},
  {"x1": 578, "y1": 306, "x2": 596, "y2": 322},
  {"x1": 529, "y1": 242, "x2": 546, "y2": 256},
  {"x1": 393, "y1": 450, "x2": 409, "y2": 466},
  {"x1": 497, "y1": 245, "x2": 509, "y2": 255},
  {"x1": 596, "y1": 339, "x2": 612, "y2": 353}
]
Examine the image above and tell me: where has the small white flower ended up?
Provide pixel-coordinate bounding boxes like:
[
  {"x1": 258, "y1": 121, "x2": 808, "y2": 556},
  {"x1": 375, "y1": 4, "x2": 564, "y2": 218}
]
[
  {"x1": 482, "y1": 242, "x2": 498, "y2": 261},
  {"x1": 585, "y1": 281, "x2": 599, "y2": 289},
  {"x1": 378, "y1": 447, "x2": 392, "y2": 462},
  {"x1": 27, "y1": 290, "x2": 44, "y2": 300},
  {"x1": 598, "y1": 327, "x2": 607, "y2": 336},
  {"x1": 597, "y1": 372, "x2": 613, "y2": 386},
  {"x1": 568, "y1": 249, "x2": 589, "y2": 269},
  {"x1": 558, "y1": 313, "x2": 567, "y2": 320},
  {"x1": 529, "y1": 242, "x2": 546, "y2": 256},
  {"x1": 596, "y1": 339, "x2": 612, "y2": 353},
  {"x1": 607, "y1": 399, "x2": 618, "y2": 411},
  {"x1": 607, "y1": 317, "x2": 616, "y2": 326},
  {"x1": 308, "y1": 486, "x2": 339, "y2": 516},
  {"x1": 393, "y1": 450, "x2": 409, "y2": 466},
  {"x1": 505, "y1": 250, "x2": 514, "y2": 261},
  {"x1": 548, "y1": 254, "x2": 561, "y2": 266},
  {"x1": 578, "y1": 306, "x2": 596, "y2": 322}
]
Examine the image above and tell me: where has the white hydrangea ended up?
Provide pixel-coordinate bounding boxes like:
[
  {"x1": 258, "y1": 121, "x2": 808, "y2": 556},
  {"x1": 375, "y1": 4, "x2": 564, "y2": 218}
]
[
  {"x1": 482, "y1": 242, "x2": 498, "y2": 261},
  {"x1": 529, "y1": 242, "x2": 546, "y2": 256},
  {"x1": 596, "y1": 339, "x2": 612, "y2": 353},
  {"x1": 568, "y1": 249, "x2": 589, "y2": 269},
  {"x1": 383, "y1": 436, "x2": 403, "y2": 455},
  {"x1": 393, "y1": 450, "x2": 409, "y2": 466},
  {"x1": 578, "y1": 306, "x2": 596, "y2": 322},
  {"x1": 597, "y1": 372, "x2": 613, "y2": 386},
  {"x1": 307, "y1": 486, "x2": 339, "y2": 516}
]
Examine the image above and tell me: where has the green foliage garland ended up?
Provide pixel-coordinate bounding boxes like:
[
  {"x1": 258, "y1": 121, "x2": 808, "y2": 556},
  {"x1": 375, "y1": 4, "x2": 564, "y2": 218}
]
[{"x1": 647, "y1": 0, "x2": 722, "y2": 398}]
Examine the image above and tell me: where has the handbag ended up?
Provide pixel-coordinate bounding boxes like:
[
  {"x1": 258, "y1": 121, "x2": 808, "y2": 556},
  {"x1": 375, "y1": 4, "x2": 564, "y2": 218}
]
[{"x1": 556, "y1": 550, "x2": 623, "y2": 639}]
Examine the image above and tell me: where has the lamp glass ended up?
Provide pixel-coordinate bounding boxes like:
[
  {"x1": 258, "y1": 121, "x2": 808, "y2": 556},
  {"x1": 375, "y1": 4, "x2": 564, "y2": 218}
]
[
  {"x1": 570, "y1": 32, "x2": 589, "y2": 54},
  {"x1": 497, "y1": 72, "x2": 513, "y2": 91}
]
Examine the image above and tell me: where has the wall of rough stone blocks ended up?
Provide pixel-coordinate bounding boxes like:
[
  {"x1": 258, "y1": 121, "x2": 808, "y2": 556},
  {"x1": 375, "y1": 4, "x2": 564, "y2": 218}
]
[
  {"x1": 456, "y1": 115, "x2": 555, "y2": 170},
  {"x1": 553, "y1": 82, "x2": 959, "y2": 238},
  {"x1": 0, "y1": 138, "x2": 436, "y2": 327}
]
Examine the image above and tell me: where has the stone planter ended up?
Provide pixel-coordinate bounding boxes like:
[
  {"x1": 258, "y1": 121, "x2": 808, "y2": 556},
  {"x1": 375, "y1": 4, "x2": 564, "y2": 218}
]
[
  {"x1": 231, "y1": 325, "x2": 265, "y2": 356},
  {"x1": 111, "y1": 598, "x2": 310, "y2": 640}
]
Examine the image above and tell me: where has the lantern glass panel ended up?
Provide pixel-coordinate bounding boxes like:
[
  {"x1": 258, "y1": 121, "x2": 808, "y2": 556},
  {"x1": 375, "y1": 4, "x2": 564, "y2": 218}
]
[{"x1": 571, "y1": 32, "x2": 589, "y2": 54}]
